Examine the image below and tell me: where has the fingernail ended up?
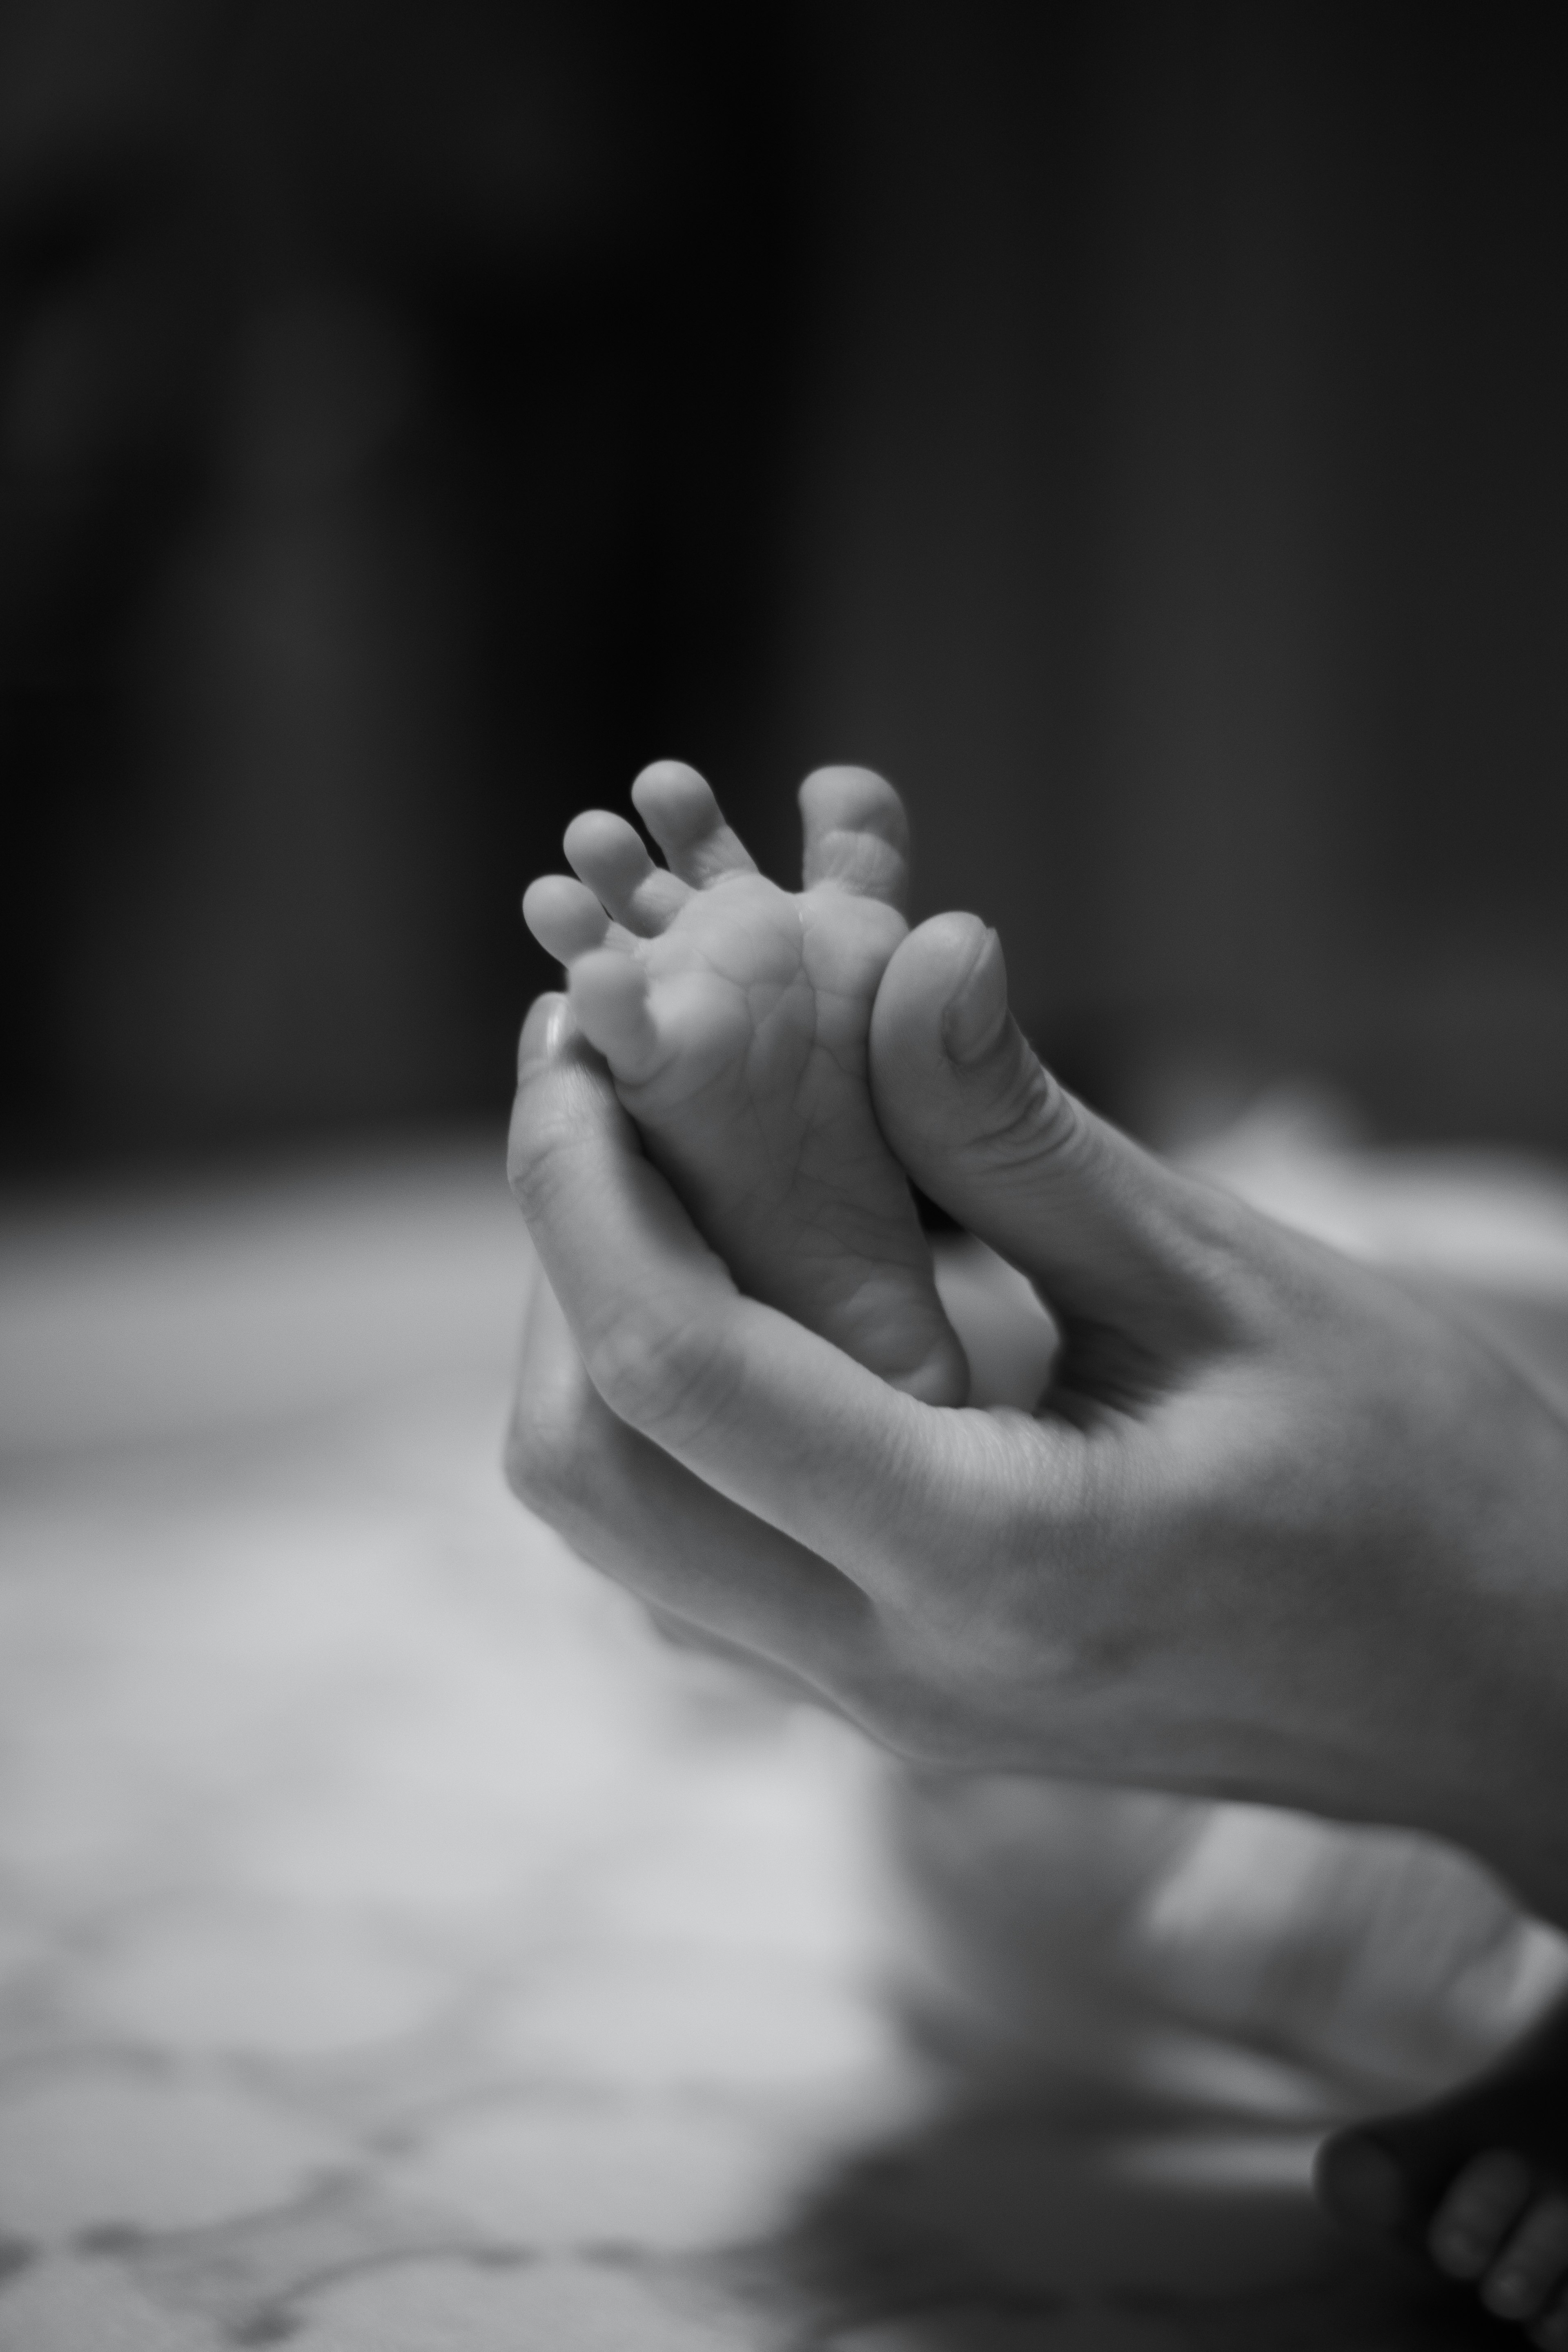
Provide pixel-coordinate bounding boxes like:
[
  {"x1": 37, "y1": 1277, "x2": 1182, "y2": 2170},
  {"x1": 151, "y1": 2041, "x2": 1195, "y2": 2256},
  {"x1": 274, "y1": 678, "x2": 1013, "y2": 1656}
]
[
  {"x1": 517, "y1": 991, "x2": 572, "y2": 1076},
  {"x1": 941, "y1": 927, "x2": 1009, "y2": 1064}
]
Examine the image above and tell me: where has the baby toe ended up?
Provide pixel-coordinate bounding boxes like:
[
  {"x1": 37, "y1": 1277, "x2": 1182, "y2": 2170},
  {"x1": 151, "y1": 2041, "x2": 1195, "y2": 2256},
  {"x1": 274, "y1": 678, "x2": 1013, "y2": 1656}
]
[
  {"x1": 631, "y1": 762, "x2": 757, "y2": 885},
  {"x1": 568, "y1": 949, "x2": 662, "y2": 1082},
  {"x1": 1482, "y1": 2189, "x2": 1568, "y2": 2321},
  {"x1": 799, "y1": 766, "x2": 910, "y2": 906},
  {"x1": 564, "y1": 809, "x2": 689, "y2": 935},
  {"x1": 523, "y1": 875, "x2": 612, "y2": 964},
  {"x1": 1429, "y1": 2149, "x2": 1535, "y2": 2279}
]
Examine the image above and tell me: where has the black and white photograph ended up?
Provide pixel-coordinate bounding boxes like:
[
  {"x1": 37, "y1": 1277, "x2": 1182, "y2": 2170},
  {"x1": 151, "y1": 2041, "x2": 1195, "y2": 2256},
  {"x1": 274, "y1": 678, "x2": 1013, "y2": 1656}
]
[{"x1": 3, "y1": 5, "x2": 1568, "y2": 2345}]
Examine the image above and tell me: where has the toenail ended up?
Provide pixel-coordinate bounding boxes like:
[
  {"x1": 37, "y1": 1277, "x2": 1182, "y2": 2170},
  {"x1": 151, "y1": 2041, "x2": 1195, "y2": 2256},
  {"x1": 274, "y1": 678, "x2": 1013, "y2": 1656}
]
[
  {"x1": 941, "y1": 928, "x2": 1007, "y2": 1064},
  {"x1": 517, "y1": 992, "x2": 572, "y2": 1072}
]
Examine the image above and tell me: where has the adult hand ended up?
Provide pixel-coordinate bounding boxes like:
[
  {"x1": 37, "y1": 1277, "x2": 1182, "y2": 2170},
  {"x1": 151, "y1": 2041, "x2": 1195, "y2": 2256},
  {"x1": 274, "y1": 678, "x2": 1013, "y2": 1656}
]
[{"x1": 506, "y1": 918, "x2": 1568, "y2": 1930}]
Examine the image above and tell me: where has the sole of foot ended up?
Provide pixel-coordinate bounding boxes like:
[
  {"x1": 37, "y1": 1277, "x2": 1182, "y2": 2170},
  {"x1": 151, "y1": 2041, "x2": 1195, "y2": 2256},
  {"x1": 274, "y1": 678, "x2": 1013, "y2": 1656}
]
[{"x1": 523, "y1": 760, "x2": 968, "y2": 1407}]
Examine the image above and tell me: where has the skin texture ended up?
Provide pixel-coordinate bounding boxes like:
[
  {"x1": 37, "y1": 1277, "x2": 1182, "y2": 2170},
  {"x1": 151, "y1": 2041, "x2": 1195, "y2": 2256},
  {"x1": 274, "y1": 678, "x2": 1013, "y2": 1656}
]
[
  {"x1": 521, "y1": 761, "x2": 965, "y2": 1405},
  {"x1": 507, "y1": 806, "x2": 1568, "y2": 2338},
  {"x1": 506, "y1": 909, "x2": 1568, "y2": 1916}
]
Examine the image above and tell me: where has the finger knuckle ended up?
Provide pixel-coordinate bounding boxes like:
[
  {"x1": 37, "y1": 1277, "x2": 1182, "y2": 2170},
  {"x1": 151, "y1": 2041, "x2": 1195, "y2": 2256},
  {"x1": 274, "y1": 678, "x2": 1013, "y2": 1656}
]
[
  {"x1": 503, "y1": 1384, "x2": 599, "y2": 1527},
  {"x1": 977, "y1": 1054, "x2": 1082, "y2": 1170},
  {"x1": 585, "y1": 1299, "x2": 738, "y2": 1448}
]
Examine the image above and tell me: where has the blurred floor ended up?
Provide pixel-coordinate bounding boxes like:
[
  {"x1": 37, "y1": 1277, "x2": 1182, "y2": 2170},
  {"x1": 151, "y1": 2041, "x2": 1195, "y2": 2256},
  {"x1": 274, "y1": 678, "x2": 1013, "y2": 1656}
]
[
  {"x1": 0, "y1": 1142, "x2": 914, "y2": 2347},
  {"x1": 1, "y1": 1131, "x2": 1565, "y2": 2347}
]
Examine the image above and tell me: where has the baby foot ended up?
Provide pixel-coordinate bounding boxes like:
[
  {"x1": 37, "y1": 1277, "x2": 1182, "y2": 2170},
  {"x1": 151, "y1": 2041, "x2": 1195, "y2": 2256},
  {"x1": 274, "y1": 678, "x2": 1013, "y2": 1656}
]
[
  {"x1": 1316, "y1": 1995, "x2": 1568, "y2": 2343},
  {"x1": 523, "y1": 760, "x2": 967, "y2": 1405}
]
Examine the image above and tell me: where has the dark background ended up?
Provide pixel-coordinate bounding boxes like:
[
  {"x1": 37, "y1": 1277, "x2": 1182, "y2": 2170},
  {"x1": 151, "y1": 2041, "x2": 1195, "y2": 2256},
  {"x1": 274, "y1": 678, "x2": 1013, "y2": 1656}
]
[{"x1": 4, "y1": 0, "x2": 1566, "y2": 1170}]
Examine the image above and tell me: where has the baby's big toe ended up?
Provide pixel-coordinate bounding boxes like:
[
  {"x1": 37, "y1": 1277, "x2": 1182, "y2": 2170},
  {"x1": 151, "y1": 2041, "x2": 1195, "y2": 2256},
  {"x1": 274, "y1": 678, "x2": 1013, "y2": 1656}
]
[{"x1": 800, "y1": 766, "x2": 910, "y2": 906}]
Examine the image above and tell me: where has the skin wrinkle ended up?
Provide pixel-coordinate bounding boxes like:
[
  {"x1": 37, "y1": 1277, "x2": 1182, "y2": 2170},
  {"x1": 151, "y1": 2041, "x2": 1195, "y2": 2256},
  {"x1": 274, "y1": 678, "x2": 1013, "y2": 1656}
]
[
  {"x1": 525, "y1": 1434, "x2": 874, "y2": 1702},
  {"x1": 526, "y1": 771, "x2": 1448, "y2": 1768},
  {"x1": 514, "y1": 1270, "x2": 870, "y2": 1675},
  {"x1": 677, "y1": 957, "x2": 934, "y2": 1327},
  {"x1": 545, "y1": 778, "x2": 953, "y2": 1395},
  {"x1": 508, "y1": 987, "x2": 1568, "y2": 1862},
  {"x1": 571, "y1": 903, "x2": 1476, "y2": 1797},
  {"x1": 876, "y1": 958, "x2": 1258, "y2": 1359},
  {"x1": 584, "y1": 1288, "x2": 745, "y2": 1461}
]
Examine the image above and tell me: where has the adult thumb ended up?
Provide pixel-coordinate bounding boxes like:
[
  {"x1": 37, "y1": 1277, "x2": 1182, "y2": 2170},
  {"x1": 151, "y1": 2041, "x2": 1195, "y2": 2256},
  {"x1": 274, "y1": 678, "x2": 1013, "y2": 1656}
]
[{"x1": 871, "y1": 914, "x2": 1243, "y2": 1364}]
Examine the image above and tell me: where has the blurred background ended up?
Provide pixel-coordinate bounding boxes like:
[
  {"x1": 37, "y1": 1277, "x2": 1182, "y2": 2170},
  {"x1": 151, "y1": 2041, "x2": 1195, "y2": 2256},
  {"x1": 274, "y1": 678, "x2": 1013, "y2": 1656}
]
[
  {"x1": 4, "y1": 11, "x2": 1568, "y2": 2339},
  {"x1": 3, "y1": 0, "x2": 1567, "y2": 1167}
]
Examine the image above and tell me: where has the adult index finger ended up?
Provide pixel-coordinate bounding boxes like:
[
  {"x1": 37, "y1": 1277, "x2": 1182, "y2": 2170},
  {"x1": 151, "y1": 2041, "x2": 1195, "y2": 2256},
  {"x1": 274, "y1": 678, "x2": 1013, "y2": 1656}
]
[
  {"x1": 506, "y1": 996, "x2": 1005, "y2": 1599},
  {"x1": 507, "y1": 1260, "x2": 874, "y2": 1690}
]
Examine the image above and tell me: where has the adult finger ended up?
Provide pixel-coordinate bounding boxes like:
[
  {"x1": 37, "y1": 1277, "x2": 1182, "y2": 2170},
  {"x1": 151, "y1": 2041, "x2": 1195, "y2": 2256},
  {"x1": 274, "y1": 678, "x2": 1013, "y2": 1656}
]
[
  {"x1": 506, "y1": 1254, "x2": 875, "y2": 1691},
  {"x1": 871, "y1": 916, "x2": 1261, "y2": 1374},
  {"x1": 506, "y1": 996, "x2": 1049, "y2": 1590}
]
